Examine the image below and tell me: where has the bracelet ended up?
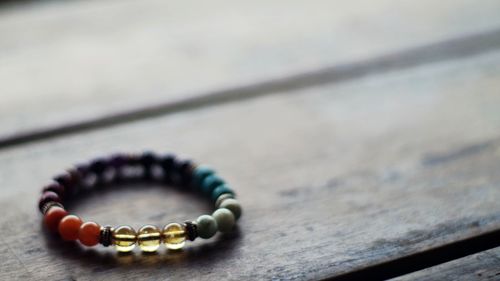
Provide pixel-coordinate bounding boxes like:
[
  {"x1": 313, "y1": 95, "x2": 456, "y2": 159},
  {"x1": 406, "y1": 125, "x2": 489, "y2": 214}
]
[{"x1": 38, "y1": 152, "x2": 242, "y2": 253}]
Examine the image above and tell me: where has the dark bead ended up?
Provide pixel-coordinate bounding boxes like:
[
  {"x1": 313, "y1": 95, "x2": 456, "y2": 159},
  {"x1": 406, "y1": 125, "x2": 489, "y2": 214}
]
[
  {"x1": 54, "y1": 172, "x2": 73, "y2": 188},
  {"x1": 38, "y1": 191, "x2": 62, "y2": 212},
  {"x1": 100, "y1": 226, "x2": 113, "y2": 247},
  {"x1": 109, "y1": 154, "x2": 127, "y2": 169},
  {"x1": 42, "y1": 182, "x2": 65, "y2": 198},
  {"x1": 76, "y1": 163, "x2": 90, "y2": 178},
  {"x1": 140, "y1": 152, "x2": 157, "y2": 179},
  {"x1": 89, "y1": 158, "x2": 107, "y2": 175},
  {"x1": 176, "y1": 159, "x2": 195, "y2": 186},
  {"x1": 184, "y1": 221, "x2": 198, "y2": 241},
  {"x1": 67, "y1": 168, "x2": 82, "y2": 186},
  {"x1": 159, "y1": 154, "x2": 176, "y2": 182},
  {"x1": 140, "y1": 152, "x2": 157, "y2": 167}
]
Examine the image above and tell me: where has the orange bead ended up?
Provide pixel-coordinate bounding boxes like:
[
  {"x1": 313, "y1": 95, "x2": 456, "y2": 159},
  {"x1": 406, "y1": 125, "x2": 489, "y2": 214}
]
[
  {"x1": 58, "y1": 215, "x2": 83, "y2": 241},
  {"x1": 78, "y1": 222, "x2": 101, "y2": 247},
  {"x1": 44, "y1": 207, "x2": 68, "y2": 233}
]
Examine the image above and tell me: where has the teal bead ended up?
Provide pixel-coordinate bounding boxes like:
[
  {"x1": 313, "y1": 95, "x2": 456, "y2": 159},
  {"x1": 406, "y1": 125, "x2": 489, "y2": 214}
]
[
  {"x1": 192, "y1": 166, "x2": 214, "y2": 188},
  {"x1": 212, "y1": 208, "x2": 235, "y2": 233},
  {"x1": 201, "y1": 175, "x2": 225, "y2": 195},
  {"x1": 196, "y1": 215, "x2": 218, "y2": 239},
  {"x1": 211, "y1": 184, "x2": 235, "y2": 202},
  {"x1": 219, "y1": 198, "x2": 242, "y2": 220}
]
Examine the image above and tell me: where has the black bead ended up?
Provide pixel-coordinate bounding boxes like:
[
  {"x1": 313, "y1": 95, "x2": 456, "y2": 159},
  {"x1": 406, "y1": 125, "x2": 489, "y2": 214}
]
[
  {"x1": 184, "y1": 221, "x2": 198, "y2": 241},
  {"x1": 89, "y1": 158, "x2": 107, "y2": 175},
  {"x1": 100, "y1": 226, "x2": 113, "y2": 247},
  {"x1": 109, "y1": 154, "x2": 127, "y2": 169},
  {"x1": 159, "y1": 154, "x2": 176, "y2": 182},
  {"x1": 176, "y1": 159, "x2": 195, "y2": 186},
  {"x1": 140, "y1": 152, "x2": 157, "y2": 179}
]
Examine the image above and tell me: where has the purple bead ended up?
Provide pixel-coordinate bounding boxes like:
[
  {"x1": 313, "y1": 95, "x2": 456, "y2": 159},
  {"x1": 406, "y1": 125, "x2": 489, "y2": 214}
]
[
  {"x1": 38, "y1": 191, "x2": 62, "y2": 211},
  {"x1": 42, "y1": 182, "x2": 65, "y2": 198}
]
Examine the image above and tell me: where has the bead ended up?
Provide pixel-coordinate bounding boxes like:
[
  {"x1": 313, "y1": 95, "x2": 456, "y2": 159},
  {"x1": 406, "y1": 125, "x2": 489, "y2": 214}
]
[
  {"x1": 219, "y1": 198, "x2": 242, "y2": 220},
  {"x1": 41, "y1": 201, "x2": 64, "y2": 215},
  {"x1": 192, "y1": 165, "x2": 214, "y2": 187},
  {"x1": 140, "y1": 152, "x2": 157, "y2": 179},
  {"x1": 112, "y1": 226, "x2": 137, "y2": 252},
  {"x1": 58, "y1": 215, "x2": 83, "y2": 241},
  {"x1": 196, "y1": 215, "x2": 217, "y2": 239},
  {"x1": 201, "y1": 175, "x2": 224, "y2": 195},
  {"x1": 184, "y1": 221, "x2": 198, "y2": 241},
  {"x1": 44, "y1": 206, "x2": 68, "y2": 233},
  {"x1": 211, "y1": 184, "x2": 235, "y2": 202},
  {"x1": 89, "y1": 158, "x2": 107, "y2": 175},
  {"x1": 160, "y1": 154, "x2": 176, "y2": 182},
  {"x1": 176, "y1": 159, "x2": 195, "y2": 185},
  {"x1": 162, "y1": 223, "x2": 186, "y2": 250},
  {"x1": 215, "y1": 193, "x2": 235, "y2": 208},
  {"x1": 100, "y1": 226, "x2": 114, "y2": 247},
  {"x1": 137, "y1": 225, "x2": 161, "y2": 252},
  {"x1": 78, "y1": 222, "x2": 101, "y2": 247},
  {"x1": 42, "y1": 182, "x2": 65, "y2": 198},
  {"x1": 38, "y1": 191, "x2": 62, "y2": 212},
  {"x1": 212, "y1": 208, "x2": 235, "y2": 233}
]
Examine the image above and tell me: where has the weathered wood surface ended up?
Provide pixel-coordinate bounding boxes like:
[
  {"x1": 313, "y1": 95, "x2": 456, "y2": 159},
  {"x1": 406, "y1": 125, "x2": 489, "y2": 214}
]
[
  {"x1": 1, "y1": 0, "x2": 500, "y2": 141},
  {"x1": 392, "y1": 247, "x2": 500, "y2": 281},
  {"x1": 0, "y1": 48, "x2": 500, "y2": 280}
]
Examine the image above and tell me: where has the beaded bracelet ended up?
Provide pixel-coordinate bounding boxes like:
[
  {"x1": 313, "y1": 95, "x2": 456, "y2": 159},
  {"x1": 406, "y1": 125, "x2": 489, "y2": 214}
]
[{"x1": 38, "y1": 152, "x2": 241, "y2": 253}]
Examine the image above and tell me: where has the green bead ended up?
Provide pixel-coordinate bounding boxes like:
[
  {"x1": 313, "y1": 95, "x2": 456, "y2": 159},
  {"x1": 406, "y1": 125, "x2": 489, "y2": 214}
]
[
  {"x1": 219, "y1": 198, "x2": 242, "y2": 220},
  {"x1": 212, "y1": 208, "x2": 235, "y2": 233},
  {"x1": 196, "y1": 215, "x2": 218, "y2": 239},
  {"x1": 193, "y1": 165, "x2": 214, "y2": 187},
  {"x1": 201, "y1": 175, "x2": 224, "y2": 195},
  {"x1": 211, "y1": 184, "x2": 234, "y2": 202}
]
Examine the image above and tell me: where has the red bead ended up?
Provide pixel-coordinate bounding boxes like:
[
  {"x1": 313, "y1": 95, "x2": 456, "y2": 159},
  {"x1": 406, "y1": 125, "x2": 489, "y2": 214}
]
[
  {"x1": 44, "y1": 207, "x2": 68, "y2": 233},
  {"x1": 58, "y1": 215, "x2": 83, "y2": 241},
  {"x1": 78, "y1": 222, "x2": 101, "y2": 246},
  {"x1": 38, "y1": 191, "x2": 61, "y2": 212}
]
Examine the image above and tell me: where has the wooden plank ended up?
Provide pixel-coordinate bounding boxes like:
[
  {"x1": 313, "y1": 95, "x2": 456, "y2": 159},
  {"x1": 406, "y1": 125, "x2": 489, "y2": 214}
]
[
  {"x1": 1, "y1": 51, "x2": 500, "y2": 280},
  {"x1": 1, "y1": 0, "x2": 500, "y2": 141},
  {"x1": 392, "y1": 247, "x2": 500, "y2": 281}
]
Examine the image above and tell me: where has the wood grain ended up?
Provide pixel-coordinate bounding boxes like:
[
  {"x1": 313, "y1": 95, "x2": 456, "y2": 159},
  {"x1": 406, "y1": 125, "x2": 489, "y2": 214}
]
[
  {"x1": 0, "y1": 49, "x2": 500, "y2": 280},
  {"x1": 392, "y1": 247, "x2": 500, "y2": 281},
  {"x1": 1, "y1": 0, "x2": 500, "y2": 141}
]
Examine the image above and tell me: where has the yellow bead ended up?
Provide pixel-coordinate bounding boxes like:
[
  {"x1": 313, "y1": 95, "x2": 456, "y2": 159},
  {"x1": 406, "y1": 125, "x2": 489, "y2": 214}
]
[
  {"x1": 162, "y1": 223, "x2": 186, "y2": 250},
  {"x1": 137, "y1": 225, "x2": 161, "y2": 252},
  {"x1": 112, "y1": 225, "x2": 137, "y2": 252}
]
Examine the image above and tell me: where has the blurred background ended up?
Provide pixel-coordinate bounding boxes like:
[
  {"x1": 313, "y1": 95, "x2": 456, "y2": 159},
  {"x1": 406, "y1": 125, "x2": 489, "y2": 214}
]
[{"x1": 0, "y1": 1, "x2": 500, "y2": 280}]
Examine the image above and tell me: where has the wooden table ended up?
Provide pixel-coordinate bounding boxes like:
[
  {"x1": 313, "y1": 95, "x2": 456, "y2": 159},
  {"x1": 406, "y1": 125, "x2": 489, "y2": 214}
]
[{"x1": 0, "y1": 1, "x2": 499, "y2": 280}]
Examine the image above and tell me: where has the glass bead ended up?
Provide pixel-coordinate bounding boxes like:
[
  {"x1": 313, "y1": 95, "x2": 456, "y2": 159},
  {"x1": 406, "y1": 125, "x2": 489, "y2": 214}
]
[
  {"x1": 162, "y1": 223, "x2": 186, "y2": 250},
  {"x1": 137, "y1": 225, "x2": 161, "y2": 252},
  {"x1": 112, "y1": 225, "x2": 137, "y2": 252}
]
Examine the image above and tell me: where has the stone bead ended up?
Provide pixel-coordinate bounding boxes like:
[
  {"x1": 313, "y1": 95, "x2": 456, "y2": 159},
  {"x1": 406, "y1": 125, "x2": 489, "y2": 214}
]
[
  {"x1": 58, "y1": 215, "x2": 83, "y2": 241},
  {"x1": 137, "y1": 225, "x2": 161, "y2": 252},
  {"x1": 38, "y1": 191, "x2": 62, "y2": 212},
  {"x1": 211, "y1": 184, "x2": 234, "y2": 202},
  {"x1": 192, "y1": 165, "x2": 214, "y2": 187},
  {"x1": 112, "y1": 226, "x2": 137, "y2": 252},
  {"x1": 219, "y1": 198, "x2": 242, "y2": 220},
  {"x1": 44, "y1": 206, "x2": 68, "y2": 233},
  {"x1": 212, "y1": 208, "x2": 235, "y2": 233},
  {"x1": 42, "y1": 182, "x2": 65, "y2": 198},
  {"x1": 215, "y1": 193, "x2": 235, "y2": 208},
  {"x1": 196, "y1": 215, "x2": 218, "y2": 239},
  {"x1": 78, "y1": 221, "x2": 101, "y2": 247},
  {"x1": 162, "y1": 223, "x2": 186, "y2": 250},
  {"x1": 201, "y1": 175, "x2": 224, "y2": 195}
]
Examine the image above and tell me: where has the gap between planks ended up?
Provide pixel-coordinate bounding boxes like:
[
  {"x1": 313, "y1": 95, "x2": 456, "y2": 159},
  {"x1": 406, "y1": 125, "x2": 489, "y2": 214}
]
[
  {"x1": 0, "y1": 28, "x2": 500, "y2": 150},
  {"x1": 324, "y1": 228, "x2": 500, "y2": 281}
]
